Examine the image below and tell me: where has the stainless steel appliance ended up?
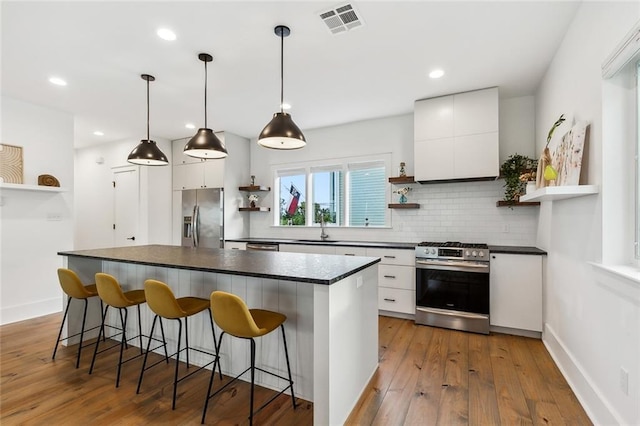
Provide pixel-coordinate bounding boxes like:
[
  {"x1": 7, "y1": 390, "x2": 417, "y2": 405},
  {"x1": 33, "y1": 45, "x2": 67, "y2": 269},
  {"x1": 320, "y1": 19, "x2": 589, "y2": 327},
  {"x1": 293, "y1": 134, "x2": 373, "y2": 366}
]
[
  {"x1": 415, "y1": 242, "x2": 490, "y2": 334},
  {"x1": 246, "y1": 243, "x2": 279, "y2": 251},
  {"x1": 181, "y1": 188, "x2": 224, "y2": 248}
]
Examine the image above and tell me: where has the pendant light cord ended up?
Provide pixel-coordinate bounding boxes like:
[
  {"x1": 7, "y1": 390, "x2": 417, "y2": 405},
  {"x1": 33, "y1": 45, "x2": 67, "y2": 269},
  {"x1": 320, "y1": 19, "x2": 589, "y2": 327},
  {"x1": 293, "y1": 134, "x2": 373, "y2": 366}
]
[
  {"x1": 280, "y1": 29, "x2": 284, "y2": 113},
  {"x1": 204, "y1": 59, "x2": 208, "y2": 128},
  {"x1": 146, "y1": 77, "x2": 150, "y2": 141}
]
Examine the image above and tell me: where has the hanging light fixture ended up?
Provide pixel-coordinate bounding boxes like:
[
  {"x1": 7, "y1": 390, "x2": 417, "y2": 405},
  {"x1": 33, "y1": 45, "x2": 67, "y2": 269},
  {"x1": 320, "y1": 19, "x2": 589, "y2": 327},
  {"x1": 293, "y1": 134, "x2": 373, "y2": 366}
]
[
  {"x1": 184, "y1": 53, "x2": 227, "y2": 159},
  {"x1": 127, "y1": 74, "x2": 169, "y2": 165},
  {"x1": 258, "y1": 25, "x2": 306, "y2": 150}
]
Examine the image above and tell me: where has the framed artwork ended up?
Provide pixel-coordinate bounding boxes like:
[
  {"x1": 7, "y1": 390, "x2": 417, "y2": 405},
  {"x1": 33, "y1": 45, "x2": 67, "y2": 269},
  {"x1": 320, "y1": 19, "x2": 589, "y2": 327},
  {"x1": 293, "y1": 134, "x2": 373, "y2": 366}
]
[
  {"x1": 549, "y1": 121, "x2": 588, "y2": 186},
  {"x1": 0, "y1": 144, "x2": 24, "y2": 184}
]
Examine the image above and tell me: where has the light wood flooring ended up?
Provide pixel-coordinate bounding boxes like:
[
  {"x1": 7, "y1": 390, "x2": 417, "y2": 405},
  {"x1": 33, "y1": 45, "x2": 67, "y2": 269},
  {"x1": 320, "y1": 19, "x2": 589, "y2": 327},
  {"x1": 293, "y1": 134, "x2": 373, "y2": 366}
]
[{"x1": 0, "y1": 313, "x2": 590, "y2": 425}]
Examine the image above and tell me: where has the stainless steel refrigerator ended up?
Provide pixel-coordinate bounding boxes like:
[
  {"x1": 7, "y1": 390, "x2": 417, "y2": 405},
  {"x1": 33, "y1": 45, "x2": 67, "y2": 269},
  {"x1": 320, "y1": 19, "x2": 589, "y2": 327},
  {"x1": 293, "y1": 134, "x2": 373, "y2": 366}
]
[{"x1": 181, "y1": 188, "x2": 224, "y2": 248}]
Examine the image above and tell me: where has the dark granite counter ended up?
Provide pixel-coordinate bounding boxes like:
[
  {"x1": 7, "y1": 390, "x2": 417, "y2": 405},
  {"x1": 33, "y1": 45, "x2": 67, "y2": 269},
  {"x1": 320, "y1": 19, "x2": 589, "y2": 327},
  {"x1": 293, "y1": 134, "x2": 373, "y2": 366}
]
[
  {"x1": 488, "y1": 246, "x2": 547, "y2": 255},
  {"x1": 58, "y1": 244, "x2": 380, "y2": 285},
  {"x1": 226, "y1": 238, "x2": 418, "y2": 250}
]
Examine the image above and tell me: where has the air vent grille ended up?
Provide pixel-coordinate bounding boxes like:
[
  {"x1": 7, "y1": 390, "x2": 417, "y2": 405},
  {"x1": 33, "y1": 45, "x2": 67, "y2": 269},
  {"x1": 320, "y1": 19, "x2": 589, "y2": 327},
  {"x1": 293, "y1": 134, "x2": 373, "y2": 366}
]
[{"x1": 318, "y1": 3, "x2": 364, "y2": 35}]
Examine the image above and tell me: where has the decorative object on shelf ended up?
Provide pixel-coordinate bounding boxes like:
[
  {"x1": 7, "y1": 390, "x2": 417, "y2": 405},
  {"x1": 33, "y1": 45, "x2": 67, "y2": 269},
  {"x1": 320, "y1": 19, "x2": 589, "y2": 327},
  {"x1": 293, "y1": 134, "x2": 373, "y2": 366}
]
[
  {"x1": 393, "y1": 186, "x2": 412, "y2": 204},
  {"x1": 398, "y1": 162, "x2": 406, "y2": 177},
  {"x1": 500, "y1": 154, "x2": 537, "y2": 203},
  {"x1": 248, "y1": 194, "x2": 259, "y2": 208},
  {"x1": 258, "y1": 25, "x2": 306, "y2": 150},
  {"x1": 184, "y1": 53, "x2": 227, "y2": 159},
  {"x1": 519, "y1": 170, "x2": 536, "y2": 194},
  {"x1": 549, "y1": 121, "x2": 588, "y2": 186},
  {"x1": 0, "y1": 144, "x2": 24, "y2": 183},
  {"x1": 536, "y1": 114, "x2": 565, "y2": 188},
  {"x1": 250, "y1": 175, "x2": 255, "y2": 186},
  {"x1": 127, "y1": 74, "x2": 169, "y2": 166},
  {"x1": 38, "y1": 174, "x2": 60, "y2": 187}
]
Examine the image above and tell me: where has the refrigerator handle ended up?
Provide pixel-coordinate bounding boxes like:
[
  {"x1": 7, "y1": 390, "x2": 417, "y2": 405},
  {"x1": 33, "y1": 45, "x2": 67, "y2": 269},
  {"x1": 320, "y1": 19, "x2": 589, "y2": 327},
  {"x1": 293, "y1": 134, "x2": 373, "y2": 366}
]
[{"x1": 193, "y1": 205, "x2": 199, "y2": 247}]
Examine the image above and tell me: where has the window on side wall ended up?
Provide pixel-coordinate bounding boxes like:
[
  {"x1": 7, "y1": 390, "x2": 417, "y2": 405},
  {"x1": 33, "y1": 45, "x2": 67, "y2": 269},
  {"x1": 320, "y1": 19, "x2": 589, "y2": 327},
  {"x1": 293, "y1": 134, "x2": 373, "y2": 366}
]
[
  {"x1": 311, "y1": 166, "x2": 344, "y2": 226},
  {"x1": 277, "y1": 170, "x2": 306, "y2": 226}
]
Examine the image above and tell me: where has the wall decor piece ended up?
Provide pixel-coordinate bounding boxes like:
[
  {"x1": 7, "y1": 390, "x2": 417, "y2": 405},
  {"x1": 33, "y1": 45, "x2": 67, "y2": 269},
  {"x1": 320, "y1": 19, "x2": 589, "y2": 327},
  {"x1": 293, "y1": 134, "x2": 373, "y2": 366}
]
[
  {"x1": 38, "y1": 174, "x2": 60, "y2": 187},
  {"x1": 0, "y1": 144, "x2": 24, "y2": 184},
  {"x1": 548, "y1": 121, "x2": 588, "y2": 186}
]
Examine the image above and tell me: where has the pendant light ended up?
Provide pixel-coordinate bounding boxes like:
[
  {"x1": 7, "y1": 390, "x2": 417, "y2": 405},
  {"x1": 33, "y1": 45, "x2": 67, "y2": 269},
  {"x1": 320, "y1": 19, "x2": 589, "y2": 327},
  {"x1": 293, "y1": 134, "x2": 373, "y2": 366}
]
[
  {"x1": 184, "y1": 53, "x2": 227, "y2": 159},
  {"x1": 258, "y1": 25, "x2": 306, "y2": 150},
  {"x1": 127, "y1": 74, "x2": 169, "y2": 165}
]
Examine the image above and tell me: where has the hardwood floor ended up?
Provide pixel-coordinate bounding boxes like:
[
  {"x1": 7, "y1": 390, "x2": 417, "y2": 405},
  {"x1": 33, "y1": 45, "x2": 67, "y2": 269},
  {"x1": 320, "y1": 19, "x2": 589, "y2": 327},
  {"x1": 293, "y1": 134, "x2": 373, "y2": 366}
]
[
  {"x1": 0, "y1": 314, "x2": 590, "y2": 425},
  {"x1": 346, "y1": 316, "x2": 592, "y2": 426}
]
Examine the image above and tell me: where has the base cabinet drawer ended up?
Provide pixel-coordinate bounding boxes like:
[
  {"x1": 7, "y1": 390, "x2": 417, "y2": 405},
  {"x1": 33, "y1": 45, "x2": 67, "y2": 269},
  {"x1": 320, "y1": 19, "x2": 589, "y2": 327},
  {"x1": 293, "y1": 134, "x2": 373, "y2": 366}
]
[
  {"x1": 378, "y1": 265, "x2": 415, "y2": 290},
  {"x1": 365, "y1": 248, "x2": 414, "y2": 266},
  {"x1": 378, "y1": 287, "x2": 415, "y2": 314}
]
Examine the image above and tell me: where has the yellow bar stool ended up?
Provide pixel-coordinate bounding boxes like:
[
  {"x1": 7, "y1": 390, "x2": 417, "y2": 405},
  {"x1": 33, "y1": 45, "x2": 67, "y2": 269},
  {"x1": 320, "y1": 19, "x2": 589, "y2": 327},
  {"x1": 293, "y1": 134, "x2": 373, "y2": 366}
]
[
  {"x1": 89, "y1": 273, "x2": 168, "y2": 387},
  {"x1": 137, "y1": 279, "x2": 222, "y2": 410},
  {"x1": 52, "y1": 268, "x2": 105, "y2": 369},
  {"x1": 202, "y1": 291, "x2": 296, "y2": 425}
]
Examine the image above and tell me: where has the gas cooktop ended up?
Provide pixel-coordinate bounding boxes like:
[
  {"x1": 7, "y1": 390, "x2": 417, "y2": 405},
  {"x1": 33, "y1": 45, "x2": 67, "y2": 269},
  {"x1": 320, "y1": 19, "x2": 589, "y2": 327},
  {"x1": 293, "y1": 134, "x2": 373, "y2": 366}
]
[{"x1": 417, "y1": 241, "x2": 488, "y2": 249}]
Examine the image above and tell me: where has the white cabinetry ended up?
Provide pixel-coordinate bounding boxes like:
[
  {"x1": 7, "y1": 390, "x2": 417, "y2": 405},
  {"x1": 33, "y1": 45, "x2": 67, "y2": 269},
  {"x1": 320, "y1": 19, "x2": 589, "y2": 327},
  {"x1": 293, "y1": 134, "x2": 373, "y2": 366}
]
[
  {"x1": 365, "y1": 248, "x2": 415, "y2": 316},
  {"x1": 414, "y1": 87, "x2": 498, "y2": 182},
  {"x1": 279, "y1": 244, "x2": 336, "y2": 255},
  {"x1": 490, "y1": 253, "x2": 542, "y2": 332},
  {"x1": 335, "y1": 246, "x2": 367, "y2": 256},
  {"x1": 224, "y1": 241, "x2": 247, "y2": 250},
  {"x1": 172, "y1": 134, "x2": 225, "y2": 190}
]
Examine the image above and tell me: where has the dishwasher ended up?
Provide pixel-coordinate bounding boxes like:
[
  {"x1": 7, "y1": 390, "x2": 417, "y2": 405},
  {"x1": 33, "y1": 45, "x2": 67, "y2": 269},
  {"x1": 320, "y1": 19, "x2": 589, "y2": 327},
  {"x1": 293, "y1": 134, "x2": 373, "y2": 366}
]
[{"x1": 246, "y1": 243, "x2": 279, "y2": 252}]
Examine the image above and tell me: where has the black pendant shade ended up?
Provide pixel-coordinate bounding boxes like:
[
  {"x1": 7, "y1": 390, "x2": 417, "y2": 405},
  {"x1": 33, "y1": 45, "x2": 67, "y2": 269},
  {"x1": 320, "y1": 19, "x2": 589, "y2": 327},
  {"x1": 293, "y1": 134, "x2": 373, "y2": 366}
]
[
  {"x1": 128, "y1": 74, "x2": 169, "y2": 166},
  {"x1": 184, "y1": 53, "x2": 227, "y2": 159},
  {"x1": 258, "y1": 25, "x2": 306, "y2": 150}
]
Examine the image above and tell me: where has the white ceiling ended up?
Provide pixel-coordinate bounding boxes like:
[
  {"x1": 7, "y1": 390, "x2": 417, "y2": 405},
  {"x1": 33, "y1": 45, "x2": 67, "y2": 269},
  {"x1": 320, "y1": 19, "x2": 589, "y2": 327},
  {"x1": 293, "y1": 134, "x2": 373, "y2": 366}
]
[{"x1": 1, "y1": 1, "x2": 581, "y2": 149}]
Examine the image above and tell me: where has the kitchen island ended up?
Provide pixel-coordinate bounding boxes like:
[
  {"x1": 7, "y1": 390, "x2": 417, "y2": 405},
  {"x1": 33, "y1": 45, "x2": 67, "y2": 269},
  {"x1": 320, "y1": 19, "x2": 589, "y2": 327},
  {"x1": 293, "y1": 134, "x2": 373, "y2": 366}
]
[{"x1": 58, "y1": 245, "x2": 380, "y2": 426}]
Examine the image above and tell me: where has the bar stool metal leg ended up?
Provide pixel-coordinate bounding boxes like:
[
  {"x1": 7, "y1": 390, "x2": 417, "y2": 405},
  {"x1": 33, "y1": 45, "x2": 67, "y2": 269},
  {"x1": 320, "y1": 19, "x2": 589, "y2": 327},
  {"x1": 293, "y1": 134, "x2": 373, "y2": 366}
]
[
  {"x1": 52, "y1": 296, "x2": 72, "y2": 360},
  {"x1": 281, "y1": 324, "x2": 297, "y2": 409}
]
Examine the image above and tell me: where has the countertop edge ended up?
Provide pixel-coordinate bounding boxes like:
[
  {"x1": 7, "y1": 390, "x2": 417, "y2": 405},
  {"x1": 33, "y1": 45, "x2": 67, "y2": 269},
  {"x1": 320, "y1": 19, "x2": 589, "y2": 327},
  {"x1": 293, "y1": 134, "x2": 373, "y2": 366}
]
[{"x1": 488, "y1": 246, "x2": 547, "y2": 255}]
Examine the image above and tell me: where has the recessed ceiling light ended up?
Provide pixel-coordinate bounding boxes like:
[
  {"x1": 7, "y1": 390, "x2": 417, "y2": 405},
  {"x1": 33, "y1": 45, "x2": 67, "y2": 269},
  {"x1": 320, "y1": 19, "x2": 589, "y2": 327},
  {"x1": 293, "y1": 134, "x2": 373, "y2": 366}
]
[
  {"x1": 49, "y1": 77, "x2": 67, "y2": 86},
  {"x1": 157, "y1": 28, "x2": 177, "y2": 41},
  {"x1": 185, "y1": 123, "x2": 196, "y2": 129},
  {"x1": 281, "y1": 103, "x2": 291, "y2": 110},
  {"x1": 93, "y1": 131, "x2": 104, "y2": 136},
  {"x1": 429, "y1": 69, "x2": 445, "y2": 79}
]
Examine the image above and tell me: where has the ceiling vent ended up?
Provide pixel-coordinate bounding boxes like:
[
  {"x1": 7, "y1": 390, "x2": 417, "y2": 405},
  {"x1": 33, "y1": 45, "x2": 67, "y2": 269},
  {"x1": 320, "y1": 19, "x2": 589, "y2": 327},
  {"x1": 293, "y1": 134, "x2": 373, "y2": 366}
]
[{"x1": 318, "y1": 4, "x2": 364, "y2": 35}]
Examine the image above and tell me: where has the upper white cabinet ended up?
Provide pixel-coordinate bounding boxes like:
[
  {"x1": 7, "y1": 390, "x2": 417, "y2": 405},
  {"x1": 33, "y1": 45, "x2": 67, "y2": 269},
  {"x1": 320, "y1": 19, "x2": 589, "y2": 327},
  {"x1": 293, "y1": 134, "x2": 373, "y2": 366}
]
[
  {"x1": 414, "y1": 87, "x2": 499, "y2": 182},
  {"x1": 172, "y1": 134, "x2": 225, "y2": 190}
]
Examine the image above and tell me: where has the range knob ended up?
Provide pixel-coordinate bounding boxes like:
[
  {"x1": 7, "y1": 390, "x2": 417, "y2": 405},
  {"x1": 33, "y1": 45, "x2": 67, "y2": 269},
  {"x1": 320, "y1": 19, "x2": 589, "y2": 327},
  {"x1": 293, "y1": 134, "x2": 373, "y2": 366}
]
[
  {"x1": 465, "y1": 250, "x2": 470, "y2": 256},
  {"x1": 430, "y1": 248, "x2": 437, "y2": 254},
  {"x1": 472, "y1": 251, "x2": 477, "y2": 257},
  {"x1": 478, "y1": 251, "x2": 485, "y2": 258}
]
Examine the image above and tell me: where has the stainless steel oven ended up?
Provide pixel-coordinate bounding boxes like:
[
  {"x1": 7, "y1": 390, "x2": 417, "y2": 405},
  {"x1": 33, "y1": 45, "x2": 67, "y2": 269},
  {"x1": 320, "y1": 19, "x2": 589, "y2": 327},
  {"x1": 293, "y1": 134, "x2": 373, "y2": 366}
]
[{"x1": 415, "y1": 242, "x2": 490, "y2": 334}]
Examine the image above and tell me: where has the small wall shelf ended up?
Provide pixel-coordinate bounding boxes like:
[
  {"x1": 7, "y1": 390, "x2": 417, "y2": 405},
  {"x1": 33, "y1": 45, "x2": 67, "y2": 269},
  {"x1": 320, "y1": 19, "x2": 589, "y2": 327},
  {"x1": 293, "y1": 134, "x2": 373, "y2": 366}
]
[
  {"x1": 388, "y1": 176, "x2": 416, "y2": 184},
  {"x1": 238, "y1": 185, "x2": 270, "y2": 192},
  {"x1": 519, "y1": 185, "x2": 599, "y2": 202},
  {"x1": 388, "y1": 203, "x2": 420, "y2": 209},
  {"x1": 496, "y1": 201, "x2": 541, "y2": 207},
  {"x1": 0, "y1": 183, "x2": 68, "y2": 193},
  {"x1": 239, "y1": 207, "x2": 270, "y2": 212}
]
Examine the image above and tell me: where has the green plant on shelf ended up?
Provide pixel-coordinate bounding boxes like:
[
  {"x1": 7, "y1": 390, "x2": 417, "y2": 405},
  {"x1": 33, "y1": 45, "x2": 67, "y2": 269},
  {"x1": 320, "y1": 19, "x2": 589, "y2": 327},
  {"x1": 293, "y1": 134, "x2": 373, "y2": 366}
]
[{"x1": 500, "y1": 154, "x2": 538, "y2": 203}]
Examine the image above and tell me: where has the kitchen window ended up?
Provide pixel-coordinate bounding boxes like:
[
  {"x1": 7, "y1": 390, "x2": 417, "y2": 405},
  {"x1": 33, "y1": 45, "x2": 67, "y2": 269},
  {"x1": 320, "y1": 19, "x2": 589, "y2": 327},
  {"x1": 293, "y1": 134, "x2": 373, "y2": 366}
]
[{"x1": 273, "y1": 154, "x2": 391, "y2": 227}]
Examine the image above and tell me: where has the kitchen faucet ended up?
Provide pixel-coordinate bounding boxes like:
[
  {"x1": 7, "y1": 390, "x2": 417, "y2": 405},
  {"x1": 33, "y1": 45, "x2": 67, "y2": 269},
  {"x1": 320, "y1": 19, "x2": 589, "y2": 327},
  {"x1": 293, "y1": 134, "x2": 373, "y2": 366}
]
[{"x1": 320, "y1": 215, "x2": 329, "y2": 241}]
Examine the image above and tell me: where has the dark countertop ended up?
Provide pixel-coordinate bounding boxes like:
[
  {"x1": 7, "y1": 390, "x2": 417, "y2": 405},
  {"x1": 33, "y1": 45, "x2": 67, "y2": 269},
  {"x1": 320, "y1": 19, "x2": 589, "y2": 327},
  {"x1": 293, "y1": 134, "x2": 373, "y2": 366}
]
[
  {"x1": 488, "y1": 245, "x2": 547, "y2": 255},
  {"x1": 58, "y1": 244, "x2": 380, "y2": 285},
  {"x1": 226, "y1": 238, "x2": 418, "y2": 250}
]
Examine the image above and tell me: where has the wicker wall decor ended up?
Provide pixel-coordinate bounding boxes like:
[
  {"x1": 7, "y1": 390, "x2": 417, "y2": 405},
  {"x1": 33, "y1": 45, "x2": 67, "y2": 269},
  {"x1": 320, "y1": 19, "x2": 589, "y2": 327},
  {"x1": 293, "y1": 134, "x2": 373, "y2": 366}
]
[
  {"x1": 38, "y1": 174, "x2": 60, "y2": 187},
  {"x1": 0, "y1": 144, "x2": 24, "y2": 184}
]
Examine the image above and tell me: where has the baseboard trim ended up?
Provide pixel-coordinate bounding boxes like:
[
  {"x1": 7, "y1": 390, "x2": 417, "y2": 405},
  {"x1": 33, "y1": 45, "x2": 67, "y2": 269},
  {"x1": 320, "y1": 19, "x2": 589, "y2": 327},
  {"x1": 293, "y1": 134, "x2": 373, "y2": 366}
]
[
  {"x1": 0, "y1": 297, "x2": 62, "y2": 325},
  {"x1": 543, "y1": 323, "x2": 624, "y2": 425}
]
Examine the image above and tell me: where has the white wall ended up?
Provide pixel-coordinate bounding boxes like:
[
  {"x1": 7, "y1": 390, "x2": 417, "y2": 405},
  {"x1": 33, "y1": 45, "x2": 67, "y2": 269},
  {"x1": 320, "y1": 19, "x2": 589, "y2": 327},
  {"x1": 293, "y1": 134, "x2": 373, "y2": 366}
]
[
  {"x1": 74, "y1": 138, "x2": 172, "y2": 249},
  {"x1": 249, "y1": 102, "x2": 539, "y2": 246},
  {"x1": 535, "y1": 3, "x2": 640, "y2": 425},
  {"x1": 0, "y1": 96, "x2": 74, "y2": 324}
]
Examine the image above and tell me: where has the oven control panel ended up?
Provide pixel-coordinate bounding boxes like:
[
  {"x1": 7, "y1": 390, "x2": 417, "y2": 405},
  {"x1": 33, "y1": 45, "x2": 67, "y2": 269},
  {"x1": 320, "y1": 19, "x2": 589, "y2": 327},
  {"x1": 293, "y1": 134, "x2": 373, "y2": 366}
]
[{"x1": 415, "y1": 245, "x2": 489, "y2": 261}]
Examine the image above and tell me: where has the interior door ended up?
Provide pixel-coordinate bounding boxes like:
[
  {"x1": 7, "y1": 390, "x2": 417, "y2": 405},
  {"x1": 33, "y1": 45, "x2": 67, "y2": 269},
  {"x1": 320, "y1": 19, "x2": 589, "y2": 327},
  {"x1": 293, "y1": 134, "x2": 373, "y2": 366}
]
[{"x1": 113, "y1": 166, "x2": 139, "y2": 246}]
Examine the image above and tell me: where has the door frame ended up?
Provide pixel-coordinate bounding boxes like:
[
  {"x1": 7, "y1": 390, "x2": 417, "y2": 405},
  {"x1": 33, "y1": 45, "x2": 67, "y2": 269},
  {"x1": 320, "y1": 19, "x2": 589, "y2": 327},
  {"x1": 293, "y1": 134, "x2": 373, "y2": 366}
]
[{"x1": 112, "y1": 165, "x2": 140, "y2": 246}]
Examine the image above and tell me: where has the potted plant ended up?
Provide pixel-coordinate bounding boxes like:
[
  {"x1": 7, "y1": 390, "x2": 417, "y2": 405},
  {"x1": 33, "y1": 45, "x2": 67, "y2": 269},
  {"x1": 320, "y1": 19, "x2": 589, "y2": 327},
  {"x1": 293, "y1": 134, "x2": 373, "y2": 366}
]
[{"x1": 500, "y1": 154, "x2": 538, "y2": 203}]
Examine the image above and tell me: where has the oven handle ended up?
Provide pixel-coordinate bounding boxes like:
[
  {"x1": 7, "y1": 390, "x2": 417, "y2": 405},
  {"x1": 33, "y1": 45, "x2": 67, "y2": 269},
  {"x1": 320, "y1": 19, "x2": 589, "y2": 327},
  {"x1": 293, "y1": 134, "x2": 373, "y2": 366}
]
[
  {"x1": 415, "y1": 260, "x2": 489, "y2": 273},
  {"x1": 416, "y1": 306, "x2": 489, "y2": 320}
]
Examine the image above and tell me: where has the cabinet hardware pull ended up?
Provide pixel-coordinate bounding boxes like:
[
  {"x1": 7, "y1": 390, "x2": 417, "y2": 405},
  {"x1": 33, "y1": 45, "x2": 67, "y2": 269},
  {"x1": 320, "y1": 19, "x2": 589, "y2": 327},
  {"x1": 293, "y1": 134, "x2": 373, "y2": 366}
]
[
  {"x1": 383, "y1": 298, "x2": 396, "y2": 302},
  {"x1": 384, "y1": 255, "x2": 396, "y2": 259},
  {"x1": 231, "y1": 248, "x2": 239, "y2": 250},
  {"x1": 344, "y1": 253, "x2": 355, "y2": 256},
  {"x1": 383, "y1": 275, "x2": 396, "y2": 279}
]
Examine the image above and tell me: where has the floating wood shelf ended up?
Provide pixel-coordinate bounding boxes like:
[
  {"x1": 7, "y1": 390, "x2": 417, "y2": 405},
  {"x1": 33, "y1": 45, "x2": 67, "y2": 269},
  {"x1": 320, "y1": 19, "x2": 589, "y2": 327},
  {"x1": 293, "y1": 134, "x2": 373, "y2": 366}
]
[
  {"x1": 238, "y1": 185, "x2": 270, "y2": 192},
  {"x1": 0, "y1": 183, "x2": 68, "y2": 193},
  {"x1": 519, "y1": 185, "x2": 599, "y2": 202},
  {"x1": 388, "y1": 203, "x2": 420, "y2": 209},
  {"x1": 388, "y1": 176, "x2": 416, "y2": 184},
  {"x1": 496, "y1": 201, "x2": 541, "y2": 207},
  {"x1": 238, "y1": 207, "x2": 270, "y2": 212}
]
